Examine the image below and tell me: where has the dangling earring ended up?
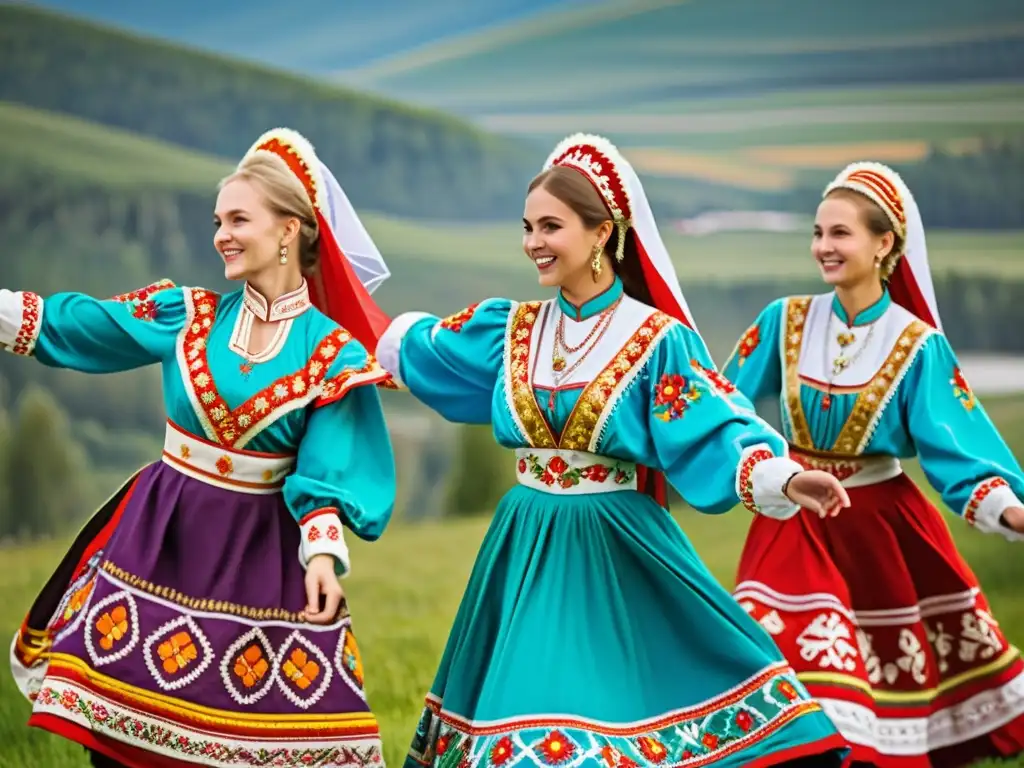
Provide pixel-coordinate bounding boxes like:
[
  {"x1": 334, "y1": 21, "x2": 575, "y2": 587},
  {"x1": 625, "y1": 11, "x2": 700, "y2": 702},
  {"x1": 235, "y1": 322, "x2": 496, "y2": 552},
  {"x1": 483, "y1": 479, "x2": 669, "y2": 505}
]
[
  {"x1": 591, "y1": 243, "x2": 604, "y2": 280},
  {"x1": 279, "y1": 245, "x2": 288, "y2": 265}
]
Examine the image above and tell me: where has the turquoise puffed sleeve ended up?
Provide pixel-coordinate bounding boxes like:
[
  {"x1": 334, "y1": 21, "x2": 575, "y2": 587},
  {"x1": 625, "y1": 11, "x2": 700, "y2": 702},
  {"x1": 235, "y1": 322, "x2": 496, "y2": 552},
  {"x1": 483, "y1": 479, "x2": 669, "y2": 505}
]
[
  {"x1": 0, "y1": 281, "x2": 186, "y2": 371},
  {"x1": 903, "y1": 332, "x2": 1024, "y2": 540},
  {"x1": 374, "y1": 298, "x2": 513, "y2": 424},
  {"x1": 648, "y1": 321, "x2": 802, "y2": 518},
  {"x1": 721, "y1": 298, "x2": 786, "y2": 403},
  {"x1": 283, "y1": 336, "x2": 397, "y2": 576}
]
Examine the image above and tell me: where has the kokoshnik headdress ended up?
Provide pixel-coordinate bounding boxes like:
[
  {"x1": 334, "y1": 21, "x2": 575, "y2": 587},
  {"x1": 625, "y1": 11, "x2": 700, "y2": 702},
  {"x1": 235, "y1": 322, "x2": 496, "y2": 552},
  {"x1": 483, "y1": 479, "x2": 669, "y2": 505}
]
[
  {"x1": 824, "y1": 162, "x2": 941, "y2": 329},
  {"x1": 242, "y1": 128, "x2": 392, "y2": 348}
]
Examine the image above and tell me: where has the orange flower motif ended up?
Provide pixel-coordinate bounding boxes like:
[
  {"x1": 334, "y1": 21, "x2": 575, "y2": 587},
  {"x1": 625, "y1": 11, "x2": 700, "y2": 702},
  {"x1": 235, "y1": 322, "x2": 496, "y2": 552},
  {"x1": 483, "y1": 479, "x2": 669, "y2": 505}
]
[
  {"x1": 96, "y1": 606, "x2": 129, "y2": 651},
  {"x1": 537, "y1": 731, "x2": 575, "y2": 765},
  {"x1": 282, "y1": 648, "x2": 320, "y2": 690},
  {"x1": 341, "y1": 633, "x2": 365, "y2": 687},
  {"x1": 216, "y1": 455, "x2": 234, "y2": 476},
  {"x1": 778, "y1": 680, "x2": 799, "y2": 701},
  {"x1": 636, "y1": 736, "x2": 668, "y2": 763},
  {"x1": 157, "y1": 631, "x2": 198, "y2": 675},
  {"x1": 701, "y1": 732, "x2": 719, "y2": 750},
  {"x1": 233, "y1": 644, "x2": 270, "y2": 689},
  {"x1": 63, "y1": 580, "x2": 95, "y2": 622}
]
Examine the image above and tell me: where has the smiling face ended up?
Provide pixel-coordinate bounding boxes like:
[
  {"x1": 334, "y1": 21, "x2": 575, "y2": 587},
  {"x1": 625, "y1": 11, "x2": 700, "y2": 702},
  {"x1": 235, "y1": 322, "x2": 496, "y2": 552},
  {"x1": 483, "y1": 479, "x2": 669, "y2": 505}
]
[
  {"x1": 213, "y1": 178, "x2": 294, "y2": 282},
  {"x1": 522, "y1": 167, "x2": 614, "y2": 291},
  {"x1": 813, "y1": 189, "x2": 897, "y2": 289}
]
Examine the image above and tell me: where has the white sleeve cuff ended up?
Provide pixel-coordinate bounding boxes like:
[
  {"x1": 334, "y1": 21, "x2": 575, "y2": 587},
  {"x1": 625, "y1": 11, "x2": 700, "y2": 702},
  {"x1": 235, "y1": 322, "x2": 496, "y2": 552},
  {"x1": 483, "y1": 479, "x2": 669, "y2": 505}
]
[
  {"x1": 965, "y1": 478, "x2": 1024, "y2": 542},
  {"x1": 736, "y1": 444, "x2": 802, "y2": 520},
  {"x1": 298, "y1": 509, "x2": 352, "y2": 577},
  {"x1": 375, "y1": 311, "x2": 432, "y2": 388},
  {"x1": 0, "y1": 289, "x2": 43, "y2": 356}
]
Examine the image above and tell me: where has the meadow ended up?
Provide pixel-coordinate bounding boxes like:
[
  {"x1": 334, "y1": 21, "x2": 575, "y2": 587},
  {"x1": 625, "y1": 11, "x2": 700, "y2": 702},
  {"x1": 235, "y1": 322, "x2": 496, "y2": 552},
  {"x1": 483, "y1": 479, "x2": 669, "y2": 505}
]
[{"x1": 2, "y1": 433, "x2": 1023, "y2": 767}]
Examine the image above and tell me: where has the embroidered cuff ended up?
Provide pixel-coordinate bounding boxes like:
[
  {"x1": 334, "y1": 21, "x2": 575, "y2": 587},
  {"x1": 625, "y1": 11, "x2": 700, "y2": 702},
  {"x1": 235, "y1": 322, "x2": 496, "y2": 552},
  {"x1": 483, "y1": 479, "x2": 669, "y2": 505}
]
[
  {"x1": 298, "y1": 509, "x2": 351, "y2": 577},
  {"x1": 315, "y1": 358, "x2": 393, "y2": 407},
  {"x1": 375, "y1": 312, "x2": 431, "y2": 389},
  {"x1": 964, "y1": 478, "x2": 1024, "y2": 542},
  {"x1": 0, "y1": 290, "x2": 43, "y2": 357},
  {"x1": 737, "y1": 445, "x2": 802, "y2": 520}
]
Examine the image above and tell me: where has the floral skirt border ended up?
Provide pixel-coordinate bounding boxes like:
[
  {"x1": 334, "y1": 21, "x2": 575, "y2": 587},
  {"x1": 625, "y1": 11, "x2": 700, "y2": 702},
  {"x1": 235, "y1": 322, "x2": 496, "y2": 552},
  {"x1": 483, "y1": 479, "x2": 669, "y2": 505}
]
[
  {"x1": 406, "y1": 663, "x2": 827, "y2": 768},
  {"x1": 30, "y1": 657, "x2": 383, "y2": 768}
]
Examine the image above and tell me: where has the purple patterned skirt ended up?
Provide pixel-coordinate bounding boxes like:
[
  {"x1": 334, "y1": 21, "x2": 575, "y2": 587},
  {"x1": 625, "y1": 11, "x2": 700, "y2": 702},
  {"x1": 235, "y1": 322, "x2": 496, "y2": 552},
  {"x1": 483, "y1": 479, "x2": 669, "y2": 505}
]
[{"x1": 11, "y1": 460, "x2": 379, "y2": 768}]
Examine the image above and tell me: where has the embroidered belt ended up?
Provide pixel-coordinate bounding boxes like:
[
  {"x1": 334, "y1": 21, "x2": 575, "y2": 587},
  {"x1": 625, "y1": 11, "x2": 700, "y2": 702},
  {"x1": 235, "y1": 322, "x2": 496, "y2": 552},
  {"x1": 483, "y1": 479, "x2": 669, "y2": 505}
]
[
  {"x1": 789, "y1": 446, "x2": 902, "y2": 489},
  {"x1": 514, "y1": 448, "x2": 638, "y2": 494},
  {"x1": 161, "y1": 421, "x2": 295, "y2": 494}
]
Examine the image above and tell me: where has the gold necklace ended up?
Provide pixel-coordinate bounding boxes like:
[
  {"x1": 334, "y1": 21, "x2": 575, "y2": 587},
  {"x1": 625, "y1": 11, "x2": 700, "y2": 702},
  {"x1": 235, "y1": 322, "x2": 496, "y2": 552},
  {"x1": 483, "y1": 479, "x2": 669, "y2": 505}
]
[{"x1": 552, "y1": 297, "x2": 621, "y2": 373}]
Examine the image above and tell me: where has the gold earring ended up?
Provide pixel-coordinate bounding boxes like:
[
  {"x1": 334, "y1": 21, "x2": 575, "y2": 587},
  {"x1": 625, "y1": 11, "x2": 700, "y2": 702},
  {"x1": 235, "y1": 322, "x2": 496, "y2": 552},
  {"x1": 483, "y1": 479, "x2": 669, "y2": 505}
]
[
  {"x1": 591, "y1": 243, "x2": 604, "y2": 280},
  {"x1": 279, "y1": 246, "x2": 288, "y2": 265}
]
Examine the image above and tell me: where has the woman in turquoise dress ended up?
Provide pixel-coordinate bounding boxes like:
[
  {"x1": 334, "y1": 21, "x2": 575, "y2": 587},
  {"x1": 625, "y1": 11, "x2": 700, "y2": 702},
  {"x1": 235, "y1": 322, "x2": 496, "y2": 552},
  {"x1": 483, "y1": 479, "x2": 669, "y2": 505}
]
[
  {"x1": 376, "y1": 134, "x2": 852, "y2": 767},
  {"x1": 5, "y1": 128, "x2": 397, "y2": 768},
  {"x1": 721, "y1": 162, "x2": 1024, "y2": 766}
]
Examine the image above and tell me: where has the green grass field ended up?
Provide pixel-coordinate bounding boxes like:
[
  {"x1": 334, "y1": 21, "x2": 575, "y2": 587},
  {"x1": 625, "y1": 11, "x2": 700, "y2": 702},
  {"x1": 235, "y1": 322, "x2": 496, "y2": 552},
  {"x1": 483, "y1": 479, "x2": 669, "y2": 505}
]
[{"x1": 2, "y1": 428, "x2": 1023, "y2": 768}]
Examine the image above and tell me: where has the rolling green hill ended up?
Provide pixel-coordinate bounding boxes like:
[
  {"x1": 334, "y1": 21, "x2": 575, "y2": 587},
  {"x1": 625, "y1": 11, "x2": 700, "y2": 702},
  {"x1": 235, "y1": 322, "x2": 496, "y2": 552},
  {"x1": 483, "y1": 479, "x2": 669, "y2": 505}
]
[
  {"x1": 336, "y1": 0, "x2": 1024, "y2": 195},
  {"x1": 0, "y1": 4, "x2": 539, "y2": 220}
]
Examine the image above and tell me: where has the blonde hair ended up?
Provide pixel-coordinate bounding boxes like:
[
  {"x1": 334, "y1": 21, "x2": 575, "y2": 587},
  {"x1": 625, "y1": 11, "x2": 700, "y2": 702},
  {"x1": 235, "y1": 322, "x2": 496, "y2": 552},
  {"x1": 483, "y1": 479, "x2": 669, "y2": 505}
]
[{"x1": 219, "y1": 152, "x2": 321, "y2": 273}]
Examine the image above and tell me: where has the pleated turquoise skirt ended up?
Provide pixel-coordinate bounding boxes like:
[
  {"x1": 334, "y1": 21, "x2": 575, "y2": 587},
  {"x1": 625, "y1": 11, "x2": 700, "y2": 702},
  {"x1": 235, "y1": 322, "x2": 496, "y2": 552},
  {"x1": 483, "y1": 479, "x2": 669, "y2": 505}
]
[{"x1": 405, "y1": 486, "x2": 848, "y2": 768}]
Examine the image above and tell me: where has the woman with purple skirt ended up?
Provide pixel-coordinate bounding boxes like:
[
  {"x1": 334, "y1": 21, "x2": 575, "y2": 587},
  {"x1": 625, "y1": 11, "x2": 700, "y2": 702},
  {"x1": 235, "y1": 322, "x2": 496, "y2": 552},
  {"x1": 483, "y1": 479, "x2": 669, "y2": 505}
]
[{"x1": 3, "y1": 128, "x2": 397, "y2": 768}]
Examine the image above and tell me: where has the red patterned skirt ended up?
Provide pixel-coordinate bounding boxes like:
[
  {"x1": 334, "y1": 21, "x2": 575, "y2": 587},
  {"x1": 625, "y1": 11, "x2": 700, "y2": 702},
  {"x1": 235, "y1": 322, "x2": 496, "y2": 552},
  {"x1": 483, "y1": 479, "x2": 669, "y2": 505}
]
[{"x1": 734, "y1": 470, "x2": 1024, "y2": 767}]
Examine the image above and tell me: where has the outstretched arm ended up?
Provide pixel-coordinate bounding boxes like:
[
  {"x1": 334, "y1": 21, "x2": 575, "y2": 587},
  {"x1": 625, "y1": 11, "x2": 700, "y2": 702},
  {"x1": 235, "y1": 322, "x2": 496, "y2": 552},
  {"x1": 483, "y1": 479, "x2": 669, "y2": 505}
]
[{"x1": 0, "y1": 280, "x2": 186, "y2": 372}]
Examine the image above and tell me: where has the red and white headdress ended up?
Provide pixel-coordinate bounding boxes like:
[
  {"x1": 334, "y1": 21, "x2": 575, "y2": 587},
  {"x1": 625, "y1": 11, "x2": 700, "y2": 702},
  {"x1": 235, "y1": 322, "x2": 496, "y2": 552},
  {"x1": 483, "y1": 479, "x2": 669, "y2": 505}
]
[
  {"x1": 544, "y1": 133, "x2": 699, "y2": 331},
  {"x1": 824, "y1": 162, "x2": 941, "y2": 329},
  {"x1": 241, "y1": 128, "x2": 392, "y2": 348},
  {"x1": 545, "y1": 133, "x2": 703, "y2": 506}
]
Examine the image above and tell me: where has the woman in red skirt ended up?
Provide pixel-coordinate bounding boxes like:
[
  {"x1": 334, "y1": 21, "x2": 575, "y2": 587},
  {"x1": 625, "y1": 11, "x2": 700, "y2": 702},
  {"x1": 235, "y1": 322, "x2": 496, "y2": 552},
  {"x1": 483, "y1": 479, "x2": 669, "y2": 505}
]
[{"x1": 721, "y1": 161, "x2": 1024, "y2": 766}]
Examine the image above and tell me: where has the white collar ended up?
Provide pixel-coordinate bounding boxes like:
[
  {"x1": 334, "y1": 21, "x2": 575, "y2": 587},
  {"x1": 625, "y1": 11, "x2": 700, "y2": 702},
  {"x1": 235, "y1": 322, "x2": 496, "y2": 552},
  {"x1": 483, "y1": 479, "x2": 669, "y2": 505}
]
[{"x1": 242, "y1": 280, "x2": 311, "y2": 322}]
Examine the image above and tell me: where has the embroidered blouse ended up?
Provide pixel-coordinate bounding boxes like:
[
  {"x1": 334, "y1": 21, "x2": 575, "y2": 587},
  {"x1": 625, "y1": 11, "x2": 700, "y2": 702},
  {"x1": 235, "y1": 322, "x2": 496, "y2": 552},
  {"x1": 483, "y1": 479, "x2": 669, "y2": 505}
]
[
  {"x1": 376, "y1": 277, "x2": 806, "y2": 518},
  {"x1": 722, "y1": 289, "x2": 1024, "y2": 541},
  {"x1": 0, "y1": 279, "x2": 397, "y2": 573}
]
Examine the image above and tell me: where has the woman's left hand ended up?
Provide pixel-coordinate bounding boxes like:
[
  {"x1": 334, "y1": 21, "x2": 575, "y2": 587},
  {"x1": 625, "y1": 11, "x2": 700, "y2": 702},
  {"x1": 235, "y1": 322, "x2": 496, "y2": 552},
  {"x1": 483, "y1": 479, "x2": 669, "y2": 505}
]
[
  {"x1": 300, "y1": 554, "x2": 344, "y2": 625},
  {"x1": 784, "y1": 470, "x2": 851, "y2": 518},
  {"x1": 1000, "y1": 506, "x2": 1024, "y2": 535}
]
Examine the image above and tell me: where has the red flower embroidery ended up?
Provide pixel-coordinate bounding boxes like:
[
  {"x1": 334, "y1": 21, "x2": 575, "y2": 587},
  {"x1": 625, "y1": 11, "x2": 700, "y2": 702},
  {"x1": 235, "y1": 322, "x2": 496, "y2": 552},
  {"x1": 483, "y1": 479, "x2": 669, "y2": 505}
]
[
  {"x1": 583, "y1": 464, "x2": 610, "y2": 482},
  {"x1": 736, "y1": 710, "x2": 754, "y2": 732},
  {"x1": 490, "y1": 737, "x2": 515, "y2": 766},
  {"x1": 964, "y1": 477, "x2": 1008, "y2": 526},
  {"x1": 691, "y1": 359, "x2": 737, "y2": 395},
  {"x1": 436, "y1": 734, "x2": 452, "y2": 756},
  {"x1": 439, "y1": 303, "x2": 480, "y2": 333},
  {"x1": 327, "y1": 525, "x2": 340, "y2": 541},
  {"x1": 537, "y1": 731, "x2": 575, "y2": 764},
  {"x1": 738, "y1": 448, "x2": 774, "y2": 514},
  {"x1": 701, "y1": 733, "x2": 719, "y2": 750},
  {"x1": 517, "y1": 458, "x2": 527, "y2": 473},
  {"x1": 951, "y1": 366, "x2": 976, "y2": 411},
  {"x1": 11, "y1": 291, "x2": 42, "y2": 357},
  {"x1": 737, "y1": 324, "x2": 760, "y2": 365},
  {"x1": 601, "y1": 747, "x2": 638, "y2": 768},
  {"x1": 547, "y1": 456, "x2": 569, "y2": 475},
  {"x1": 653, "y1": 374, "x2": 702, "y2": 421},
  {"x1": 307, "y1": 526, "x2": 321, "y2": 542}
]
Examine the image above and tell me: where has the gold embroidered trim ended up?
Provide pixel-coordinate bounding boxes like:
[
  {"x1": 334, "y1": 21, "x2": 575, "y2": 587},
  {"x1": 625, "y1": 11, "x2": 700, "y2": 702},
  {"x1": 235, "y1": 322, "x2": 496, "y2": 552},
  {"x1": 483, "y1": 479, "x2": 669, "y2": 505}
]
[
  {"x1": 507, "y1": 301, "x2": 556, "y2": 448},
  {"x1": 782, "y1": 297, "x2": 814, "y2": 450},
  {"x1": 832, "y1": 319, "x2": 930, "y2": 454},
  {"x1": 560, "y1": 311, "x2": 673, "y2": 450},
  {"x1": 101, "y1": 561, "x2": 348, "y2": 623}
]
